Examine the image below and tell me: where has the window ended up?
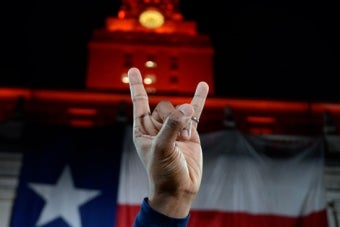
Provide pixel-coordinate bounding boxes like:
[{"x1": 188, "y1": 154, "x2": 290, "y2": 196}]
[
  {"x1": 145, "y1": 55, "x2": 157, "y2": 68},
  {"x1": 124, "y1": 53, "x2": 133, "y2": 68},
  {"x1": 169, "y1": 75, "x2": 179, "y2": 84},
  {"x1": 170, "y1": 56, "x2": 178, "y2": 70}
]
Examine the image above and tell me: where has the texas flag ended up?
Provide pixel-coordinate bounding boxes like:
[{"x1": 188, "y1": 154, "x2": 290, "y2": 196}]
[
  {"x1": 10, "y1": 123, "x2": 124, "y2": 227},
  {"x1": 116, "y1": 127, "x2": 329, "y2": 227}
]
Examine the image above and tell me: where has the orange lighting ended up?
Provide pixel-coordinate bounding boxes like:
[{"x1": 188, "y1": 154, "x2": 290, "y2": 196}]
[
  {"x1": 67, "y1": 108, "x2": 97, "y2": 116},
  {"x1": 145, "y1": 60, "x2": 157, "y2": 68},
  {"x1": 2, "y1": 88, "x2": 340, "y2": 115},
  {"x1": 139, "y1": 9, "x2": 165, "y2": 29},
  {"x1": 121, "y1": 73, "x2": 129, "y2": 84},
  {"x1": 69, "y1": 119, "x2": 95, "y2": 128},
  {"x1": 246, "y1": 116, "x2": 277, "y2": 124},
  {"x1": 249, "y1": 127, "x2": 273, "y2": 135},
  {"x1": 117, "y1": 10, "x2": 126, "y2": 19},
  {"x1": 144, "y1": 74, "x2": 156, "y2": 85}
]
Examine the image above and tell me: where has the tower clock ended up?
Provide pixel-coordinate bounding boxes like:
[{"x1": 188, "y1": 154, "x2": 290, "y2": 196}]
[
  {"x1": 138, "y1": 8, "x2": 165, "y2": 29},
  {"x1": 119, "y1": 0, "x2": 183, "y2": 29}
]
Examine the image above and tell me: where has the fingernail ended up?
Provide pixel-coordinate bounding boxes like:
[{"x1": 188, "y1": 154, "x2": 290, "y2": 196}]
[
  {"x1": 182, "y1": 121, "x2": 192, "y2": 138},
  {"x1": 182, "y1": 129, "x2": 189, "y2": 138},
  {"x1": 188, "y1": 120, "x2": 192, "y2": 137},
  {"x1": 182, "y1": 127, "x2": 191, "y2": 138}
]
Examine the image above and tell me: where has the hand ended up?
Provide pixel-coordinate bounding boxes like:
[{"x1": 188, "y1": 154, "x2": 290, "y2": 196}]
[{"x1": 128, "y1": 67, "x2": 209, "y2": 218}]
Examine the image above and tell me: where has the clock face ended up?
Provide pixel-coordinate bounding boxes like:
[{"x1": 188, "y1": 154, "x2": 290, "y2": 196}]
[{"x1": 139, "y1": 9, "x2": 165, "y2": 29}]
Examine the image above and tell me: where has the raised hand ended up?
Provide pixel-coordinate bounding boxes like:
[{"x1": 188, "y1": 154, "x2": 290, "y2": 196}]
[{"x1": 128, "y1": 67, "x2": 209, "y2": 218}]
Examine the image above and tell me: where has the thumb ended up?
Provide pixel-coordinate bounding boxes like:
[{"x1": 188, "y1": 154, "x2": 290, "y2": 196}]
[{"x1": 155, "y1": 104, "x2": 193, "y2": 149}]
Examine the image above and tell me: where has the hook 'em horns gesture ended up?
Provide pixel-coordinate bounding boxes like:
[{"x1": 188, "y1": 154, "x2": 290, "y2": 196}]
[{"x1": 128, "y1": 67, "x2": 209, "y2": 218}]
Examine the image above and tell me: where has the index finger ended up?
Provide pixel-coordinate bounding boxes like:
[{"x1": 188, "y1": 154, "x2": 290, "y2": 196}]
[
  {"x1": 191, "y1": 81, "x2": 209, "y2": 124},
  {"x1": 128, "y1": 67, "x2": 151, "y2": 118}
]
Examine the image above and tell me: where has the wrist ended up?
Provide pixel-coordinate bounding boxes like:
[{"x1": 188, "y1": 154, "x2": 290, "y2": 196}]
[{"x1": 148, "y1": 192, "x2": 196, "y2": 218}]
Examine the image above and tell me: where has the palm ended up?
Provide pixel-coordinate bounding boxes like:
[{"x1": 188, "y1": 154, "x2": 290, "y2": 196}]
[
  {"x1": 134, "y1": 115, "x2": 203, "y2": 195},
  {"x1": 128, "y1": 67, "x2": 209, "y2": 210}
]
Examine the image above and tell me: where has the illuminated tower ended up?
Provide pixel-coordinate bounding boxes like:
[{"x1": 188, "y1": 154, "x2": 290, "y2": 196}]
[{"x1": 86, "y1": 0, "x2": 214, "y2": 95}]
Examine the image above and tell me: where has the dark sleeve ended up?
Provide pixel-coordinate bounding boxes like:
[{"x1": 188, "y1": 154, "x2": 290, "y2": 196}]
[{"x1": 133, "y1": 197, "x2": 190, "y2": 227}]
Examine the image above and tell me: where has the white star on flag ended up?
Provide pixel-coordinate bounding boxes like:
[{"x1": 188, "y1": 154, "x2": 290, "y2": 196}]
[{"x1": 29, "y1": 165, "x2": 101, "y2": 227}]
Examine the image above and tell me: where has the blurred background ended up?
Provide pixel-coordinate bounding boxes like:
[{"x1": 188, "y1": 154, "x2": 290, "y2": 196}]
[
  {"x1": 1, "y1": 0, "x2": 340, "y2": 227},
  {"x1": 1, "y1": 0, "x2": 339, "y2": 101}
]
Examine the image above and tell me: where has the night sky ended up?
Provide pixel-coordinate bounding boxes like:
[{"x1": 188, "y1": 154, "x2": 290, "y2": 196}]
[{"x1": 1, "y1": 0, "x2": 339, "y2": 102}]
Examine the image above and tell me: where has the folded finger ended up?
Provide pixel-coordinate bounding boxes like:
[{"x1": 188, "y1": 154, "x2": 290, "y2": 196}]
[{"x1": 152, "y1": 100, "x2": 175, "y2": 123}]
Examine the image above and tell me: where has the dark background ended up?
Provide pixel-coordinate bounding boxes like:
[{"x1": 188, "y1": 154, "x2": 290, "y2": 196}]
[{"x1": 1, "y1": 0, "x2": 339, "y2": 101}]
